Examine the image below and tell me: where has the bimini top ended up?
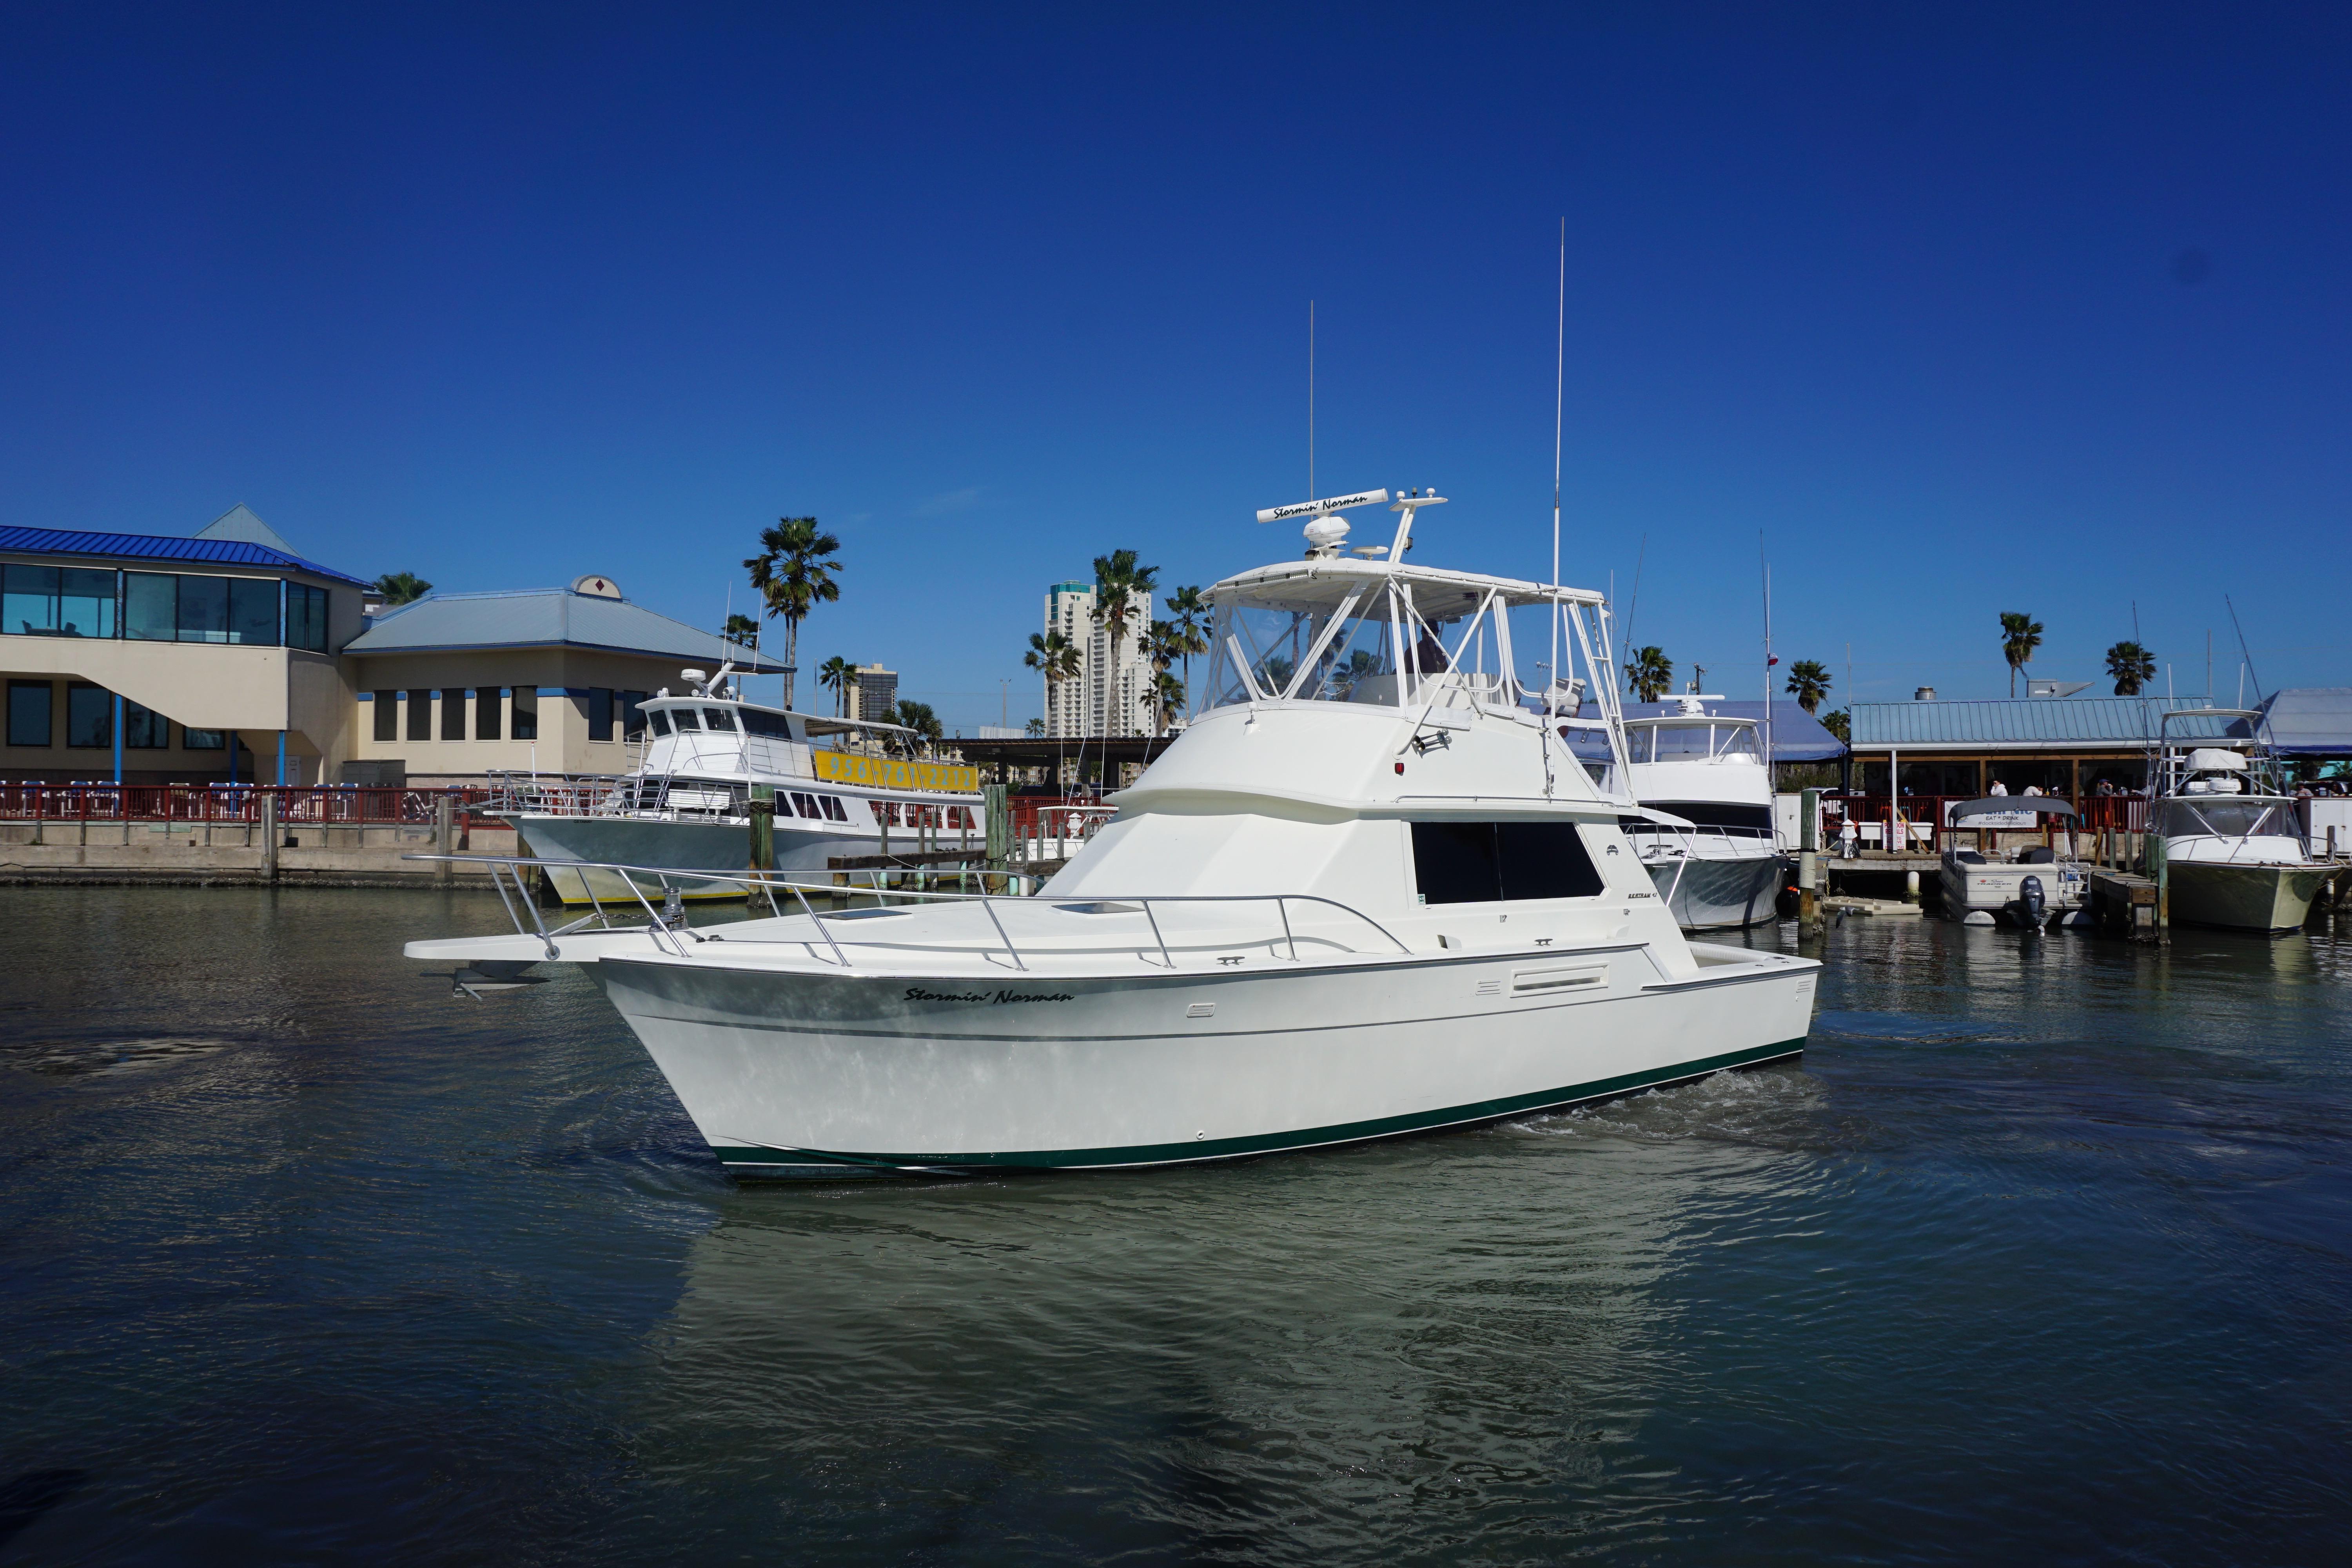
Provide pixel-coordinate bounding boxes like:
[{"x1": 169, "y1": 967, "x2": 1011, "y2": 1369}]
[{"x1": 1209, "y1": 557, "x2": 1605, "y2": 613}]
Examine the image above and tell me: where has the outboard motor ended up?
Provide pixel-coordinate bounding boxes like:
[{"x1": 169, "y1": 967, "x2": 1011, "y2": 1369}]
[{"x1": 2007, "y1": 874, "x2": 2047, "y2": 929}]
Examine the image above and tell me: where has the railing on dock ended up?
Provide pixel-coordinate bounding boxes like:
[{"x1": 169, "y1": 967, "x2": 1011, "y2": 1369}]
[
  {"x1": 0, "y1": 782, "x2": 500, "y2": 827},
  {"x1": 1819, "y1": 792, "x2": 2153, "y2": 857}
]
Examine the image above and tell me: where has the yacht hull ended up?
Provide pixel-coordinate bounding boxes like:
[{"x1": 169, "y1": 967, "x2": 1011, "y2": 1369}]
[
  {"x1": 2166, "y1": 860, "x2": 2331, "y2": 933},
  {"x1": 592, "y1": 948, "x2": 1817, "y2": 1176},
  {"x1": 1642, "y1": 850, "x2": 1787, "y2": 930},
  {"x1": 514, "y1": 813, "x2": 874, "y2": 902}
]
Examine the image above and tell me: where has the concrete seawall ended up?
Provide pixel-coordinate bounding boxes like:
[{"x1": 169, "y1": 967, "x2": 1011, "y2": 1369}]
[{"x1": 0, "y1": 822, "x2": 522, "y2": 887}]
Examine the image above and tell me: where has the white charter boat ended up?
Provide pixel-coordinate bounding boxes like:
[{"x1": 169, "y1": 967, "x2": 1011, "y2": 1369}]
[
  {"x1": 1622, "y1": 698, "x2": 1788, "y2": 930},
  {"x1": 494, "y1": 665, "x2": 982, "y2": 902},
  {"x1": 405, "y1": 490, "x2": 1820, "y2": 1178},
  {"x1": 2150, "y1": 714, "x2": 2332, "y2": 933}
]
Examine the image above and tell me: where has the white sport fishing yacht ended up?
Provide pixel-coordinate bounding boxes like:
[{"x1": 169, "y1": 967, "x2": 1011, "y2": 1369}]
[
  {"x1": 2151, "y1": 713, "x2": 2332, "y2": 933},
  {"x1": 1621, "y1": 697, "x2": 1788, "y2": 930},
  {"x1": 494, "y1": 664, "x2": 982, "y2": 902},
  {"x1": 405, "y1": 488, "x2": 1820, "y2": 1178}
]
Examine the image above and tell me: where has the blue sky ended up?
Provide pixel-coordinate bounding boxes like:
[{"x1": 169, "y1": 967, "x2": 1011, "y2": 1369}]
[{"x1": 4, "y1": 4, "x2": 2346, "y2": 728}]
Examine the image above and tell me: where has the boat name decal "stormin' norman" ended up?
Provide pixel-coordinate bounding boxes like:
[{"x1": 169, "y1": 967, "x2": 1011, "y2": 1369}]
[{"x1": 904, "y1": 987, "x2": 1077, "y2": 1005}]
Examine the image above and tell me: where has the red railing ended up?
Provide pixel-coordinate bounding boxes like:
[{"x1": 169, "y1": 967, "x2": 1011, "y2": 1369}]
[
  {"x1": 0, "y1": 783, "x2": 500, "y2": 827},
  {"x1": 1820, "y1": 792, "x2": 2151, "y2": 852}
]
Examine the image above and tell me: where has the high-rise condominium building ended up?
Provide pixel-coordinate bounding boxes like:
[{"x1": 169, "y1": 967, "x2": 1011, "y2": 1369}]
[{"x1": 1042, "y1": 580, "x2": 1154, "y2": 738}]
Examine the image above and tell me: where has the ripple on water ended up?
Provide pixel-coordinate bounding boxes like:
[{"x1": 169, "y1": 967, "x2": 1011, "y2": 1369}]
[{"x1": 4, "y1": 1036, "x2": 243, "y2": 1076}]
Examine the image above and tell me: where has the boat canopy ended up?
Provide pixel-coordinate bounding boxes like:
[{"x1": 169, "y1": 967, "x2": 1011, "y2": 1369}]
[
  {"x1": 1208, "y1": 557, "x2": 1605, "y2": 613},
  {"x1": 1949, "y1": 796, "x2": 2079, "y2": 822}
]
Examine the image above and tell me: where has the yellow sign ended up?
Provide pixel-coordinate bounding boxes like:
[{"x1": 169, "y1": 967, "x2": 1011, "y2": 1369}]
[{"x1": 814, "y1": 752, "x2": 979, "y2": 795}]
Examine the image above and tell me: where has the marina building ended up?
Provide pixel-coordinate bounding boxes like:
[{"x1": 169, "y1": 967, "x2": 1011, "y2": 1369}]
[
  {"x1": 1, "y1": 509, "x2": 780, "y2": 788},
  {"x1": 1847, "y1": 694, "x2": 2251, "y2": 797},
  {"x1": 1042, "y1": 579, "x2": 1152, "y2": 737}
]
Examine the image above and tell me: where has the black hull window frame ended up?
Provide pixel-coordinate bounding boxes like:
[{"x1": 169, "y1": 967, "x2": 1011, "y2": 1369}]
[{"x1": 1410, "y1": 820, "x2": 1608, "y2": 904}]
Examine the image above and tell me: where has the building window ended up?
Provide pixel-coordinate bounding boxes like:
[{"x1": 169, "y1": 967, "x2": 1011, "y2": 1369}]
[
  {"x1": 373, "y1": 691, "x2": 398, "y2": 742},
  {"x1": 125, "y1": 572, "x2": 175, "y2": 641},
  {"x1": 185, "y1": 728, "x2": 225, "y2": 751},
  {"x1": 475, "y1": 687, "x2": 502, "y2": 740},
  {"x1": 406, "y1": 689, "x2": 432, "y2": 742},
  {"x1": 119, "y1": 571, "x2": 285, "y2": 644},
  {"x1": 620, "y1": 690, "x2": 649, "y2": 740},
  {"x1": 176, "y1": 575, "x2": 229, "y2": 642},
  {"x1": 512, "y1": 689, "x2": 537, "y2": 741},
  {"x1": 2, "y1": 565, "x2": 118, "y2": 637},
  {"x1": 287, "y1": 583, "x2": 329, "y2": 653},
  {"x1": 587, "y1": 688, "x2": 613, "y2": 743},
  {"x1": 229, "y1": 577, "x2": 279, "y2": 645},
  {"x1": 123, "y1": 701, "x2": 168, "y2": 749},
  {"x1": 67, "y1": 684, "x2": 112, "y2": 748},
  {"x1": 7, "y1": 680, "x2": 53, "y2": 746},
  {"x1": 440, "y1": 688, "x2": 467, "y2": 741}
]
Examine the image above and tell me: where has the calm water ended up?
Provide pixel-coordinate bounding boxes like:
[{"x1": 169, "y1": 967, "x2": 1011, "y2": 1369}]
[{"x1": 2, "y1": 887, "x2": 2348, "y2": 1565}]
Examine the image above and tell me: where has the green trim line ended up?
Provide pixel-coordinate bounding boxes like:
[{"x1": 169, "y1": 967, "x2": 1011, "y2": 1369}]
[{"x1": 711, "y1": 1036, "x2": 1806, "y2": 1176}]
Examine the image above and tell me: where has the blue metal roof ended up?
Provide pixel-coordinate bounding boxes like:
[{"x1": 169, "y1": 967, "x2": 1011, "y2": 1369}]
[
  {"x1": 0, "y1": 524, "x2": 370, "y2": 587},
  {"x1": 1620, "y1": 699, "x2": 1847, "y2": 762},
  {"x1": 1849, "y1": 696, "x2": 2239, "y2": 750},
  {"x1": 344, "y1": 588, "x2": 785, "y2": 671}
]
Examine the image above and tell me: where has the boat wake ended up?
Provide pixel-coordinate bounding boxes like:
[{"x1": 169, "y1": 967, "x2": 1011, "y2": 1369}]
[
  {"x1": 1509, "y1": 1062, "x2": 1825, "y2": 1145},
  {"x1": 8, "y1": 1037, "x2": 241, "y2": 1077}
]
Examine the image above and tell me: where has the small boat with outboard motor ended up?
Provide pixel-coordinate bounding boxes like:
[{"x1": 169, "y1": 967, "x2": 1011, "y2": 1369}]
[
  {"x1": 402, "y1": 486, "x2": 1820, "y2": 1178},
  {"x1": 2149, "y1": 711, "x2": 2332, "y2": 933},
  {"x1": 1938, "y1": 795, "x2": 2090, "y2": 927},
  {"x1": 490, "y1": 664, "x2": 982, "y2": 903},
  {"x1": 1621, "y1": 696, "x2": 1788, "y2": 930}
]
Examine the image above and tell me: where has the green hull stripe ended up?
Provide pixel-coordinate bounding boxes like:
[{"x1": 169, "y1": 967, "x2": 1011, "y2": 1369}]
[{"x1": 710, "y1": 1036, "x2": 1806, "y2": 1174}]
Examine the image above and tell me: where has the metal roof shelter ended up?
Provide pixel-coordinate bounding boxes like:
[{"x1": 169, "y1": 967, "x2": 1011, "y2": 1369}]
[
  {"x1": 344, "y1": 586, "x2": 785, "y2": 670},
  {"x1": 1620, "y1": 699, "x2": 1846, "y2": 763},
  {"x1": 1848, "y1": 697, "x2": 2240, "y2": 751},
  {"x1": 0, "y1": 523, "x2": 370, "y2": 587},
  {"x1": 2254, "y1": 688, "x2": 2352, "y2": 758}
]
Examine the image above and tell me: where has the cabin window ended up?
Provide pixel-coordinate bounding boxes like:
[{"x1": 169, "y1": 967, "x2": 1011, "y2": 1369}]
[
  {"x1": 1641, "y1": 802, "x2": 1773, "y2": 835},
  {"x1": 646, "y1": 709, "x2": 670, "y2": 736},
  {"x1": 670, "y1": 707, "x2": 702, "y2": 731},
  {"x1": 701, "y1": 707, "x2": 736, "y2": 732},
  {"x1": 820, "y1": 795, "x2": 848, "y2": 821},
  {"x1": 789, "y1": 791, "x2": 822, "y2": 818},
  {"x1": 1410, "y1": 820, "x2": 1606, "y2": 904},
  {"x1": 738, "y1": 708, "x2": 793, "y2": 739},
  {"x1": 1651, "y1": 724, "x2": 1714, "y2": 760}
]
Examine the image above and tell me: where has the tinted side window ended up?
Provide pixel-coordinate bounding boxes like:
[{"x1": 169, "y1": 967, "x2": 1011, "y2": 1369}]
[
  {"x1": 1412, "y1": 820, "x2": 1606, "y2": 904},
  {"x1": 1496, "y1": 822, "x2": 1606, "y2": 899},
  {"x1": 1411, "y1": 821, "x2": 1503, "y2": 904}
]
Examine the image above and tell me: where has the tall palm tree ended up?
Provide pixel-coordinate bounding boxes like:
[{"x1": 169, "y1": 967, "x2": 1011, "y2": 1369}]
[
  {"x1": 744, "y1": 516, "x2": 843, "y2": 713},
  {"x1": 1624, "y1": 646, "x2": 1673, "y2": 702},
  {"x1": 2000, "y1": 611, "x2": 2044, "y2": 698},
  {"x1": 1025, "y1": 629, "x2": 1080, "y2": 731},
  {"x1": 893, "y1": 699, "x2": 942, "y2": 743},
  {"x1": 1141, "y1": 669, "x2": 1187, "y2": 735},
  {"x1": 2105, "y1": 640, "x2": 2156, "y2": 696},
  {"x1": 1784, "y1": 658, "x2": 1832, "y2": 714},
  {"x1": 722, "y1": 613, "x2": 760, "y2": 650},
  {"x1": 372, "y1": 571, "x2": 432, "y2": 606},
  {"x1": 817, "y1": 654, "x2": 854, "y2": 717},
  {"x1": 1163, "y1": 585, "x2": 1210, "y2": 714},
  {"x1": 1090, "y1": 548, "x2": 1159, "y2": 736}
]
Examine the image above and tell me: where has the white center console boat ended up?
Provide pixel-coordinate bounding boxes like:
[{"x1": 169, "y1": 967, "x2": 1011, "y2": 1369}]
[
  {"x1": 1938, "y1": 796, "x2": 2088, "y2": 927},
  {"x1": 1622, "y1": 697, "x2": 1788, "y2": 930},
  {"x1": 404, "y1": 488, "x2": 1820, "y2": 1178}
]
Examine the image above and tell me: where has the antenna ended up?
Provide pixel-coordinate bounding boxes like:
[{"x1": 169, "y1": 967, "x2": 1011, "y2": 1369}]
[
  {"x1": 1308, "y1": 300, "x2": 1315, "y2": 503},
  {"x1": 2225, "y1": 594, "x2": 2261, "y2": 703},
  {"x1": 1618, "y1": 532, "x2": 1646, "y2": 693},
  {"x1": 1549, "y1": 217, "x2": 1565, "y2": 716}
]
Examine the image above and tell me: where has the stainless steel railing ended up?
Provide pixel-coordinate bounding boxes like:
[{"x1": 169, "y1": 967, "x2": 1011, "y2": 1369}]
[{"x1": 405, "y1": 853, "x2": 1414, "y2": 973}]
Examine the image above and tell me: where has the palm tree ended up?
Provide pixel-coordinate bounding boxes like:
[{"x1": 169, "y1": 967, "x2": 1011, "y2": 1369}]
[
  {"x1": 1090, "y1": 549, "x2": 1159, "y2": 736},
  {"x1": 2105, "y1": 640, "x2": 2156, "y2": 696},
  {"x1": 744, "y1": 516, "x2": 844, "y2": 712},
  {"x1": 893, "y1": 699, "x2": 942, "y2": 743},
  {"x1": 2000, "y1": 611, "x2": 2044, "y2": 697},
  {"x1": 1624, "y1": 646, "x2": 1673, "y2": 702},
  {"x1": 1163, "y1": 585, "x2": 1210, "y2": 713},
  {"x1": 722, "y1": 613, "x2": 760, "y2": 650},
  {"x1": 1140, "y1": 669, "x2": 1187, "y2": 734},
  {"x1": 372, "y1": 571, "x2": 432, "y2": 606},
  {"x1": 1818, "y1": 708, "x2": 1850, "y2": 744},
  {"x1": 1023, "y1": 717, "x2": 1046, "y2": 739},
  {"x1": 1025, "y1": 630, "x2": 1080, "y2": 730},
  {"x1": 817, "y1": 654, "x2": 854, "y2": 717},
  {"x1": 1784, "y1": 658, "x2": 1832, "y2": 714}
]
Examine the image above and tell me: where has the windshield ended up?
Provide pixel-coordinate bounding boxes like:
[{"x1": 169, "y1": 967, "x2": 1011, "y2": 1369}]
[
  {"x1": 2163, "y1": 799, "x2": 2300, "y2": 839},
  {"x1": 1209, "y1": 595, "x2": 1401, "y2": 708},
  {"x1": 1627, "y1": 722, "x2": 1761, "y2": 763}
]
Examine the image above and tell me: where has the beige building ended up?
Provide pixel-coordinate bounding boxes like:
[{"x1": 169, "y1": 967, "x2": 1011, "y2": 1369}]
[
  {"x1": 1042, "y1": 578, "x2": 1152, "y2": 737},
  {"x1": 1, "y1": 509, "x2": 780, "y2": 788}
]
